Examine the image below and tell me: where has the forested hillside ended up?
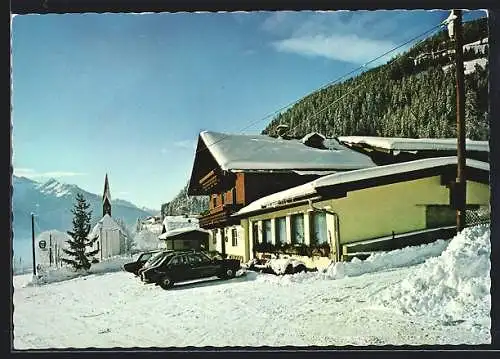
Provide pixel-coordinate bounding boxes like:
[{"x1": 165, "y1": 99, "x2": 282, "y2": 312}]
[
  {"x1": 262, "y1": 18, "x2": 489, "y2": 140},
  {"x1": 161, "y1": 182, "x2": 209, "y2": 217}
]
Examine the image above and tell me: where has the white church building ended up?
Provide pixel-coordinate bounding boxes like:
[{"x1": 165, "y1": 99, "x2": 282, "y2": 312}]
[{"x1": 88, "y1": 174, "x2": 127, "y2": 259}]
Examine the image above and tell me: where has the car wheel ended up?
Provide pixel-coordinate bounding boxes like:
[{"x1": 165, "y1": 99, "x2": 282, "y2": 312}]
[
  {"x1": 225, "y1": 268, "x2": 236, "y2": 279},
  {"x1": 295, "y1": 265, "x2": 306, "y2": 273},
  {"x1": 284, "y1": 264, "x2": 294, "y2": 275},
  {"x1": 159, "y1": 276, "x2": 174, "y2": 290}
]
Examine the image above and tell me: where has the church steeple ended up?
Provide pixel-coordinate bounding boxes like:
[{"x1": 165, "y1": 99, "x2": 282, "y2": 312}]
[{"x1": 103, "y1": 173, "x2": 112, "y2": 217}]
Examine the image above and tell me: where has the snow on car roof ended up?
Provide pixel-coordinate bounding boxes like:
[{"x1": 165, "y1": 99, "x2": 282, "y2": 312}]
[
  {"x1": 199, "y1": 131, "x2": 377, "y2": 171},
  {"x1": 236, "y1": 157, "x2": 489, "y2": 216}
]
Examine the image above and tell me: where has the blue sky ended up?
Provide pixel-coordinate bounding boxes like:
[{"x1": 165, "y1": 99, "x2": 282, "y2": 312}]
[{"x1": 11, "y1": 10, "x2": 486, "y2": 210}]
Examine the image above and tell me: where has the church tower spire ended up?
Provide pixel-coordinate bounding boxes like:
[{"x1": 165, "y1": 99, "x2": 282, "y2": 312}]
[{"x1": 103, "y1": 173, "x2": 112, "y2": 217}]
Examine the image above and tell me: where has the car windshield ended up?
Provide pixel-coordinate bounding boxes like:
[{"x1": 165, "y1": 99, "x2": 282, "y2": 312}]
[
  {"x1": 144, "y1": 251, "x2": 167, "y2": 267},
  {"x1": 157, "y1": 253, "x2": 176, "y2": 266},
  {"x1": 138, "y1": 251, "x2": 157, "y2": 262}
]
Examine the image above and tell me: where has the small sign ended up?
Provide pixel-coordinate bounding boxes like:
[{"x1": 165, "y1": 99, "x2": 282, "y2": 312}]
[{"x1": 39, "y1": 240, "x2": 47, "y2": 249}]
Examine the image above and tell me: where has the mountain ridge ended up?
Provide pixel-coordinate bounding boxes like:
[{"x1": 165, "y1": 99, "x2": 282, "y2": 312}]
[{"x1": 12, "y1": 175, "x2": 154, "y2": 251}]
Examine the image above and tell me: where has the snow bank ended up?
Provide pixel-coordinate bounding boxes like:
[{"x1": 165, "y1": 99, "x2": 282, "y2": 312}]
[
  {"x1": 322, "y1": 238, "x2": 450, "y2": 280},
  {"x1": 254, "y1": 238, "x2": 450, "y2": 285},
  {"x1": 25, "y1": 255, "x2": 134, "y2": 287},
  {"x1": 373, "y1": 225, "x2": 490, "y2": 322}
]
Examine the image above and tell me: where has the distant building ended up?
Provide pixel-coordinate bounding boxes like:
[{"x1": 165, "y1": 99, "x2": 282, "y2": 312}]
[
  {"x1": 158, "y1": 215, "x2": 208, "y2": 251},
  {"x1": 88, "y1": 174, "x2": 128, "y2": 259}
]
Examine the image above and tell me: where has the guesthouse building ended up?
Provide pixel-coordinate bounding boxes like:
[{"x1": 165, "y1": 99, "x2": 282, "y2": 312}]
[{"x1": 187, "y1": 130, "x2": 377, "y2": 262}]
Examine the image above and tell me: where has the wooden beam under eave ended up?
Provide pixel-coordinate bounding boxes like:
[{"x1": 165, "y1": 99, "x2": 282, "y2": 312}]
[{"x1": 199, "y1": 170, "x2": 217, "y2": 186}]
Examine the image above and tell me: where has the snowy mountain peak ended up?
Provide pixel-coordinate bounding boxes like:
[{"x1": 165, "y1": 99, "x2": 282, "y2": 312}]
[{"x1": 36, "y1": 178, "x2": 72, "y2": 198}]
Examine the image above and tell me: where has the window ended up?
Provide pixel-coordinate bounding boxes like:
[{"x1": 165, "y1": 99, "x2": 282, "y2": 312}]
[
  {"x1": 426, "y1": 205, "x2": 456, "y2": 229},
  {"x1": 252, "y1": 222, "x2": 259, "y2": 244},
  {"x1": 190, "y1": 253, "x2": 211, "y2": 265},
  {"x1": 231, "y1": 187, "x2": 237, "y2": 204},
  {"x1": 426, "y1": 204, "x2": 480, "y2": 229},
  {"x1": 231, "y1": 228, "x2": 238, "y2": 246},
  {"x1": 169, "y1": 256, "x2": 182, "y2": 266},
  {"x1": 311, "y1": 212, "x2": 328, "y2": 245},
  {"x1": 212, "y1": 230, "x2": 217, "y2": 244},
  {"x1": 138, "y1": 252, "x2": 152, "y2": 262},
  {"x1": 212, "y1": 196, "x2": 217, "y2": 208},
  {"x1": 275, "y1": 217, "x2": 286, "y2": 245},
  {"x1": 221, "y1": 228, "x2": 228, "y2": 242},
  {"x1": 262, "y1": 220, "x2": 272, "y2": 243},
  {"x1": 291, "y1": 214, "x2": 305, "y2": 244},
  {"x1": 221, "y1": 192, "x2": 225, "y2": 205}
]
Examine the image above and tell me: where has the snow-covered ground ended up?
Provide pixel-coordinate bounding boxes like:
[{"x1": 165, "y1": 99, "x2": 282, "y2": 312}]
[{"x1": 13, "y1": 225, "x2": 490, "y2": 348}]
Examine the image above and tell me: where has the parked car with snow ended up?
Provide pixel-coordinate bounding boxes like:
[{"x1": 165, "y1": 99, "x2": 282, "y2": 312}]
[
  {"x1": 140, "y1": 250, "x2": 241, "y2": 289},
  {"x1": 123, "y1": 250, "x2": 162, "y2": 275},
  {"x1": 245, "y1": 256, "x2": 310, "y2": 275}
]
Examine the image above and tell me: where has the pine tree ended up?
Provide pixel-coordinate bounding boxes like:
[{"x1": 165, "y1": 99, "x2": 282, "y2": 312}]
[{"x1": 61, "y1": 193, "x2": 99, "y2": 271}]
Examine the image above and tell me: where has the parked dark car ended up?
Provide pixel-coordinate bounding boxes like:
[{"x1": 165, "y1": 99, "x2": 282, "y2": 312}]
[
  {"x1": 141, "y1": 250, "x2": 241, "y2": 290},
  {"x1": 137, "y1": 250, "x2": 172, "y2": 277},
  {"x1": 123, "y1": 250, "x2": 162, "y2": 275}
]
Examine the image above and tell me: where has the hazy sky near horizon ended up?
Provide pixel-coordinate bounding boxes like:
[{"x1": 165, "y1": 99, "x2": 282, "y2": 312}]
[{"x1": 11, "y1": 10, "x2": 486, "y2": 210}]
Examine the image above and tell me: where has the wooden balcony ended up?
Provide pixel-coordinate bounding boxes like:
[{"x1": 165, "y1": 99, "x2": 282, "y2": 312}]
[
  {"x1": 198, "y1": 169, "x2": 235, "y2": 194},
  {"x1": 199, "y1": 204, "x2": 244, "y2": 229}
]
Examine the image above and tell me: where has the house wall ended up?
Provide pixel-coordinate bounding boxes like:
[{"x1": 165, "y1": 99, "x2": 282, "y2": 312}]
[
  {"x1": 466, "y1": 180, "x2": 490, "y2": 204},
  {"x1": 162, "y1": 232, "x2": 209, "y2": 251},
  {"x1": 99, "y1": 229, "x2": 122, "y2": 259},
  {"x1": 245, "y1": 176, "x2": 490, "y2": 263},
  {"x1": 243, "y1": 172, "x2": 318, "y2": 205},
  {"x1": 208, "y1": 173, "x2": 245, "y2": 213},
  {"x1": 222, "y1": 224, "x2": 247, "y2": 262}
]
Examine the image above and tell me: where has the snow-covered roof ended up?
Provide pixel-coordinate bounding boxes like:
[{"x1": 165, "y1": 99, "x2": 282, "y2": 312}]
[
  {"x1": 236, "y1": 157, "x2": 489, "y2": 216},
  {"x1": 338, "y1": 136, "x2": 489, "y2": 153},
  {"x1": 158, "y1": 227, "x2": 209, "y2": 240},
  {"x1": 162, "y1": 215, "x2": 199, "y2": 227},
  {"x1": 198, "y1": 131, "x2": 376, "y2": 171}
]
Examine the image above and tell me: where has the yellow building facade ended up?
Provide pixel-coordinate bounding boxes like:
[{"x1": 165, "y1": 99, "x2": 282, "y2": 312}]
[{"x1": 234, "y1": 158, "x2": 490, "y2": 267}]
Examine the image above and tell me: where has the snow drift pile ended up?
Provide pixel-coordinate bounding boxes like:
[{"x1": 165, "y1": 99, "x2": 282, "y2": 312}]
[
  {"x1": 321, "y1": 238, "x2": 450, "y2": 280},
  {"x1": 373, "y1": 224, "x2": 491, "y2": 321},
  {"x1": 27, "y1": 255, "x2": 135, "y2": 287},
  {"x1": 254, "y1": 238, "x2": 450, "y2": 285}
]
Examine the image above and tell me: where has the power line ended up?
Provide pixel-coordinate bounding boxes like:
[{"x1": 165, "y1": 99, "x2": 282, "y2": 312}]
[{"x1": 198, "y1": 20, "x2": 447, "y2": 154}]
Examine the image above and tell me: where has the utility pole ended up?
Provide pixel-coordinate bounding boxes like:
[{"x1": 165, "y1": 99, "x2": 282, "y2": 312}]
[
  {"x1": 49, "y1": 233, "x2": 53, "y2": 267},
  {"x1": 447, "y1": 9, "x2": 466, "y2": 233},
  {"x1": 454, "y1": 9, "x2": 466, "y2": 233},
  {"x1": 55, "y1": 243, "x2": 59, "y2": 268},
  {"x1": 31, "y1": 213, "x2": 36, "y2": 276}
]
